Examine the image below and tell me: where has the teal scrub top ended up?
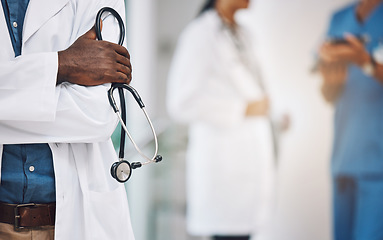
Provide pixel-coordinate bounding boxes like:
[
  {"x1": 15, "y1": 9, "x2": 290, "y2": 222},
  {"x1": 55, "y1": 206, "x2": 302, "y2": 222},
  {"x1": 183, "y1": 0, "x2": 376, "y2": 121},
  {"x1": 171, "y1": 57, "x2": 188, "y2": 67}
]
[{"x1": 328, "y1": 2, "x2": 383, "y2": 176}]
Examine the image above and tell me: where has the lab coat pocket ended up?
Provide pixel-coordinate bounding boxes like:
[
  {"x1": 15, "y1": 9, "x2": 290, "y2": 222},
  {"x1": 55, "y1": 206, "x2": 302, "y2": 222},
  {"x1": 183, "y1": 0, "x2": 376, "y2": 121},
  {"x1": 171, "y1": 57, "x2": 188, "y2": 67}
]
[{"x1": 87, "y1": 187, "x2": 134, "y2": 240}]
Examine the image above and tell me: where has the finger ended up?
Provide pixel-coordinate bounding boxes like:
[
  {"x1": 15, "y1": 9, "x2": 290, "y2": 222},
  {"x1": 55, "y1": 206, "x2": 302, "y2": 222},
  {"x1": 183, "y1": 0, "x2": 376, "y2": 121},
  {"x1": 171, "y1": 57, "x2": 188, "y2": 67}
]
[
  {"x1": 319, "y1": 62, "x2": 342, "y2": 83},
  {"x1": 333, "y1": 63, "x2": 344, "y2": 76},
  {"x1": 319, "y1": 44, "x2": 336, "y2": 61},
  {"x1": 324, "y1": 45, "x2": 355, "y2": 62},
  {"x1": 331, "y1": 64, "x2": 346, "y2": 84},
  {"x1": 115, "y1": 54, "x2": 132, "y2": 71},
  {"x1": 112, "y1": 44, "x2": 130, "y2": 59},
  {"x1": 344, "y1": 33, "x2": 364, "y2": 50},
  {"x1": 116, "y1": 62, "x2": 132, "y2": 78},
  {"x1": 114, "y1": 72, "x2": 131, "y2": 84}
]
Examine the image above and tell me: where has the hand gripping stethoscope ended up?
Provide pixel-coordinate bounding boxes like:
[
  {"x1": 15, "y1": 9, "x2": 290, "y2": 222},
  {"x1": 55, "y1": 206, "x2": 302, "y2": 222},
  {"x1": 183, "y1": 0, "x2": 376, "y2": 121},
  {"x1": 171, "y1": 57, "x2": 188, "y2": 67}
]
[{"x1": 95, "y1": 7, "x2": 162, "y2": 183}]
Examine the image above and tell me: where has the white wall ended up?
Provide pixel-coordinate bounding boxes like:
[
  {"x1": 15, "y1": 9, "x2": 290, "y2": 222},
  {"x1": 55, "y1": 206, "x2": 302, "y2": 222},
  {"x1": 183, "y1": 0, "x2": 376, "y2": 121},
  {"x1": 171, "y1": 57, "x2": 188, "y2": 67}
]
[
  {"x1": 124, "y1": 1, "x2": 157, "y2": 240},
  {"x1": 124, "y1": 1, "x2": 205, "y2": 240},
  {"x1": 243, "y1": 1, "x2": 353, "y2": 240}
]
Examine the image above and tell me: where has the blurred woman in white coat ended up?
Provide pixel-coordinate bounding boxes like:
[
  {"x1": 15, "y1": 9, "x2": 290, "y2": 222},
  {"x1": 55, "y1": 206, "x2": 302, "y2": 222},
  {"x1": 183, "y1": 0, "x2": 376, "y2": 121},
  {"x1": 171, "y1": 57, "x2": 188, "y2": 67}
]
[{"x1": 166, "y1": 0, "x2": 276, "y2": 239}]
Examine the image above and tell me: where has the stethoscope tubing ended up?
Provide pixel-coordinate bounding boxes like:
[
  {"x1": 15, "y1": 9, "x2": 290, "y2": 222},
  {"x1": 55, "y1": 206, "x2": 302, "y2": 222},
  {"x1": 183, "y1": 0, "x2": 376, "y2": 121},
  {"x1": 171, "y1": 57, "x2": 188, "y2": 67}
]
[
  {"x1": 108, "y1": 84, "x2": 159, "y2": 164},
  {"x1": 95, "y1": 7, "x2": 125, "y2": 45},
  {"x1": 97, "y1": 7, "x2": 160, "y2": 168}
]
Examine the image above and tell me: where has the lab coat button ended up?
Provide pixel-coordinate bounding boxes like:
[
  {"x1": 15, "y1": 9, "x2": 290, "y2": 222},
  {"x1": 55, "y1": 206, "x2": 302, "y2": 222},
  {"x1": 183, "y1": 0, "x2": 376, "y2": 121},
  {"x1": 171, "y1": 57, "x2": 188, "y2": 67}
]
[
  {"x1": 29, "y1": 166, "x2": 35, "y2": 172},
  {"x1": 13, "y1": 22, "x2": 18, "y2": 28}
]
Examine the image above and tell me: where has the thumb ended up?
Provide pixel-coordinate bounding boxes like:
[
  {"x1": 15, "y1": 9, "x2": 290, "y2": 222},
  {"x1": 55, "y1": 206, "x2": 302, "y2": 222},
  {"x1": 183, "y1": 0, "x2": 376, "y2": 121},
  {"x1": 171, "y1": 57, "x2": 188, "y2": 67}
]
[
  {"x1": 82, "y1": 26, "x2": 97, "y2": 40},
  {"x1": 82, "y1": 21, "x2": 103, "y2": 40},
  {"x1": 344, "y1": 33, "x2": 363, "y2": 50}
]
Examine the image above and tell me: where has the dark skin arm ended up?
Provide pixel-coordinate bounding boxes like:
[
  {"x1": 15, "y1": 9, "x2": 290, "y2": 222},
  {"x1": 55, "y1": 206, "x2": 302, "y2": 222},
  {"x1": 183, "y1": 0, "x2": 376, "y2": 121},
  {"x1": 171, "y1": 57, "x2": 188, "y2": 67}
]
[{"x1": 57, "y1": 26, "x2": 132, "y2": 86}]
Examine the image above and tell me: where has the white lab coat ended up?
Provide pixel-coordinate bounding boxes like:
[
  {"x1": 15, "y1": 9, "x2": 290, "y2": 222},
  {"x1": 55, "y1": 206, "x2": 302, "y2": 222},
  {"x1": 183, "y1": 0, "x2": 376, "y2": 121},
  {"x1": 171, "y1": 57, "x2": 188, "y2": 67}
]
[
  {"x1": 0, "y1": 0, "x2": 135, "y2": 239},
  {"x1": 167, "y1": 10, "x2": 275, "y2": 236}
]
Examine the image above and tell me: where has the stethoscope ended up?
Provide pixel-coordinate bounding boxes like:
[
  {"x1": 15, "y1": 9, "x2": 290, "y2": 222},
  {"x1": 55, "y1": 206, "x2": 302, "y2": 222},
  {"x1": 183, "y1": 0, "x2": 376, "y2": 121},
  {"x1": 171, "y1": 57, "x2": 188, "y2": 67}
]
[{"x1": 95, "y1": 7, "x2": 162, "y2": 183}]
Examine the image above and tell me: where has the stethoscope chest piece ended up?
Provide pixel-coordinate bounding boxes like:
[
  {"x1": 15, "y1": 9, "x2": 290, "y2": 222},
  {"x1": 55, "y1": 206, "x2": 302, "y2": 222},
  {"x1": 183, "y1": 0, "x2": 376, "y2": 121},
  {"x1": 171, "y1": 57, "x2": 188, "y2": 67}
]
[{"x1": 111, "y1": 160, "x2": 132, "y2": 183}]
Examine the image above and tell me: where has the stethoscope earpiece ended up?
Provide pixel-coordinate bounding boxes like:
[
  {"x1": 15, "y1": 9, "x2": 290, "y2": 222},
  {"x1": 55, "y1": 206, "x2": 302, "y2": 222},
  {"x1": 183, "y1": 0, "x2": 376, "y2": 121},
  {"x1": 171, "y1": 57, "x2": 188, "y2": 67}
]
[{"x1": 154, "y1": 155, "x2": 163, "y2": 163}]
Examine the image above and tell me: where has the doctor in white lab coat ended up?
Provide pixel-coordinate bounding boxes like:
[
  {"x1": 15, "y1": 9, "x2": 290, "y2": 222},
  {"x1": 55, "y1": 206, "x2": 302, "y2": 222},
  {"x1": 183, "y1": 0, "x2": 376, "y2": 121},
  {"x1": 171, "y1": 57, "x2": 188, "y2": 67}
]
[
  {"x1": 0, "y1": 0, "x2": 135, "y2": 239},
  {"x1": 167, "y1": 0, "x2": 276, "y2": 239}
]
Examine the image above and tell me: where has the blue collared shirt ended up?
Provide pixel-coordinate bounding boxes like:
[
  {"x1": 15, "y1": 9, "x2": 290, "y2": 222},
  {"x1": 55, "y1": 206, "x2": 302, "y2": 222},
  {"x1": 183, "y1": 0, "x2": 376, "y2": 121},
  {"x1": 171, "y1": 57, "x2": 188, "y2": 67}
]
[
  {"x1": 0, "y1": 0, "x2": 56, "y2": 204},
  {"x1": 2, "y1": 0, "x2": 28, "y2": 56}
]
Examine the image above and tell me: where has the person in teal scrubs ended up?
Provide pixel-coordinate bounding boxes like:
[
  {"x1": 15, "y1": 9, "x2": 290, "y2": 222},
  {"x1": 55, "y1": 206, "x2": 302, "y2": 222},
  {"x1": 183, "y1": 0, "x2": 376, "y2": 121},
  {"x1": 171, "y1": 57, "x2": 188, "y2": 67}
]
[{"x1": 318, "y1": 0, "x2": 383, "y2": 239}]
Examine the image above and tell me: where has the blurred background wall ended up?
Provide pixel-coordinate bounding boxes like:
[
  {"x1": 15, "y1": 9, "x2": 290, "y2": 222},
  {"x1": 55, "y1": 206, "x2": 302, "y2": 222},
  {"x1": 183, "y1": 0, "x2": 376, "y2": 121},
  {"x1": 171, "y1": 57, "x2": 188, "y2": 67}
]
[
  {"x1": 247, "y1": 1, "x2": 353, "y2": 240},
  {"x1": 121, "y1": 0, "x2": 354, "y2": 240}
]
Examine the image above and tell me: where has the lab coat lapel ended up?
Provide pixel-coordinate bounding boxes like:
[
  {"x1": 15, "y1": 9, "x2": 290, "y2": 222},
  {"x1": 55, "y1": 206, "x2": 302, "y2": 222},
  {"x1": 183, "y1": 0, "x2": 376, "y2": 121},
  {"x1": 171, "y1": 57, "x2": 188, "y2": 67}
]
[{"x1": 23, "y1": 0, "x2": 69, "y2": 44}]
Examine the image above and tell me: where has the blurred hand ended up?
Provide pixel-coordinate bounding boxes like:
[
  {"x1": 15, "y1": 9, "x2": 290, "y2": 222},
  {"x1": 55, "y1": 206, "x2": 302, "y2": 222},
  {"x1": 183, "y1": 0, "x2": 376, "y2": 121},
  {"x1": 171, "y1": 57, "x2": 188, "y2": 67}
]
[
  {"x1": 319, "y1": 60, "x2": 348, "y2": 85},
  {"x1": 319, "y1": 60, "x2": 347, "y2": 103},
  {"x1": 57, "y1": 25, "x2": 132, "y2": 86},
  {"x1": 246, "y1": 97, "x2": 269, "y2": 117},
  {"x1": 278, "y1": 114, "x2": 290, "y2": 133},
  {"x1": 319, "y1": 34, "x2": 370, "y2": 66}
]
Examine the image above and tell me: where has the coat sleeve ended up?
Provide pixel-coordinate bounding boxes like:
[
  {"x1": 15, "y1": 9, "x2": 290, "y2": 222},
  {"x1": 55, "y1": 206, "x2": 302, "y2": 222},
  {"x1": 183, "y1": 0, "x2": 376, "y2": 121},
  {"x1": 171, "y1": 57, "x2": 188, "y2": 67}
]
[
  {"x1": 0, "y1": 0, "x2": 125, "y2": 144},
  {"x1": 166, "y1": 19, "x2": 248, "y2": 129}
]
